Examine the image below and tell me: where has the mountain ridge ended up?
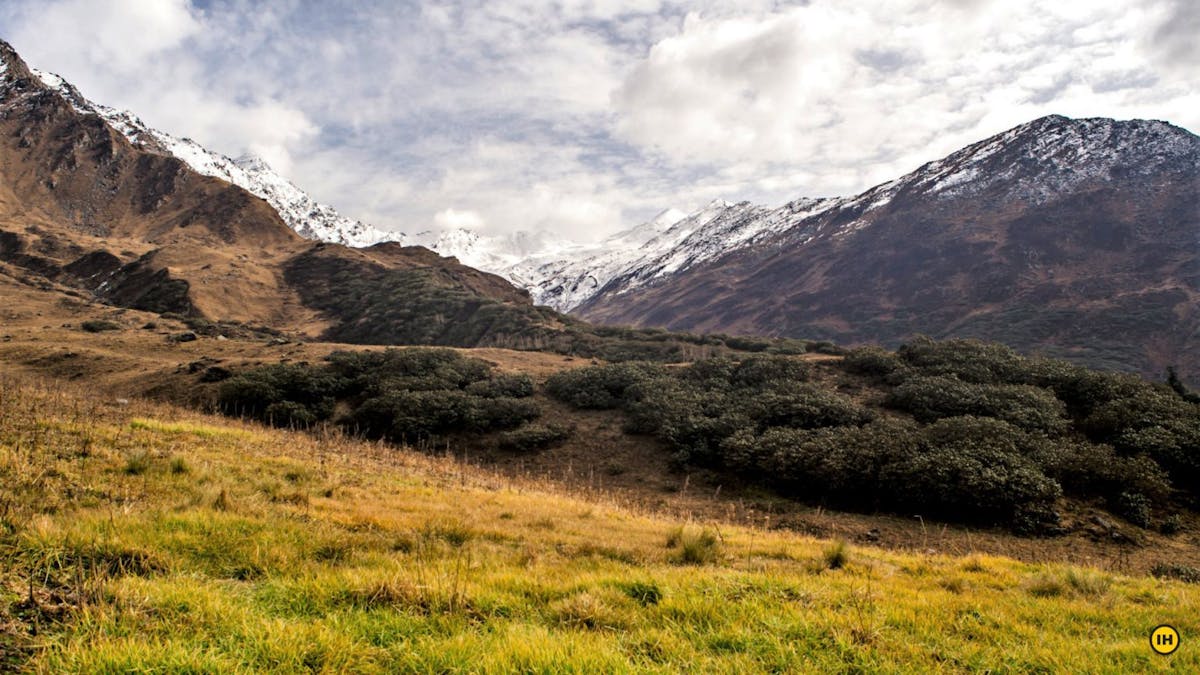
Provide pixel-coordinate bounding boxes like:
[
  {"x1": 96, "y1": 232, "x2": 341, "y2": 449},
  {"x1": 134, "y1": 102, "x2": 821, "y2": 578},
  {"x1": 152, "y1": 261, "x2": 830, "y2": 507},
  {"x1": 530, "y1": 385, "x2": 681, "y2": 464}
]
[
  {"x1": 0, "y1": 39, "x2": 549, "y2": 346},
  {"x1": 577, "y1": 114, "x2": 1200, "y2": 380},
  {"x1": 6, "y1": 39, "x2": 1196, "y2": 378}
]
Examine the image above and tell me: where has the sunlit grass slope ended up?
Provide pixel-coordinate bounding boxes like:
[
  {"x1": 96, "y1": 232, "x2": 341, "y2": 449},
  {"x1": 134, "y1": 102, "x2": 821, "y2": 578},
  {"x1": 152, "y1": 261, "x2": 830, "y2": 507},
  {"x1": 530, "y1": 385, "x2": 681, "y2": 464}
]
[{"x1": 1, "y1": 375, "x2": 1196, "y2": 673}]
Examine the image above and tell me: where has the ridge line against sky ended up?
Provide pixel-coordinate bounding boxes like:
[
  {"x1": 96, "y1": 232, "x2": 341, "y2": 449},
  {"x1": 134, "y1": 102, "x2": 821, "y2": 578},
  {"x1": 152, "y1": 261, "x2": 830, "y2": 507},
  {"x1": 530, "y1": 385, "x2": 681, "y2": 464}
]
[{"x1": 0, "y1": 0, "x2": 1196, "y2": 242}]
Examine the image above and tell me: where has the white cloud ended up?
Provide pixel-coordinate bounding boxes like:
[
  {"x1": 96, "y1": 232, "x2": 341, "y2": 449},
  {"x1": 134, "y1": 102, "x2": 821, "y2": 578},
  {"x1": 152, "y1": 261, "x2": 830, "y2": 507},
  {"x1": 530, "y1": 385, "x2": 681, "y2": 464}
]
[
  {"x1": 615, "y1": 0, "x2": 1198, "y2": 198},
  {"x1": 435, "y1": 208, "x2": 486, "y2": 231},
  {"x1": 8, "y1": 0, "x2": 201, "y2": 72},
  {"x1": 0, "y1": 0, "x2": 1195, "y2": 241}
]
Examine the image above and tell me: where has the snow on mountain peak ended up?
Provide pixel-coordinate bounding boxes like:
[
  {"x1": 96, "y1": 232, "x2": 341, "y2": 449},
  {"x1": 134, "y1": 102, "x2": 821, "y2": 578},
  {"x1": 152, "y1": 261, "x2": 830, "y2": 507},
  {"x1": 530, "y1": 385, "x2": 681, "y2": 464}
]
[
  {"x1": 233, "y1": 153, "x2": 274, "y2": 173},
  {"x1": 28, "y1": 68, "x2": 404, "y2": 249},
  {"x1": 907, "y1": 115, "x2": 1200, "y2": 203}
]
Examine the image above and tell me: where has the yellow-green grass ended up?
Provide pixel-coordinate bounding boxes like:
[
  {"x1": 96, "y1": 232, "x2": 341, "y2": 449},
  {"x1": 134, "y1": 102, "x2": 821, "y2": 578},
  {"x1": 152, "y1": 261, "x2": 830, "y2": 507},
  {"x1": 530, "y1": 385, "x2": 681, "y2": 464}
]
[{"x1": 1, "y1": 375, "x2": 1196, "y2": 673}]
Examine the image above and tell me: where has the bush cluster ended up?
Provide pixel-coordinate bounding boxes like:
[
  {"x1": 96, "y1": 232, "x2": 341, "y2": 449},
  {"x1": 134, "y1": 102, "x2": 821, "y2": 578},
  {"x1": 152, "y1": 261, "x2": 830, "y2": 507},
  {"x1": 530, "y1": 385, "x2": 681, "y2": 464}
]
[
  {"x1": 544, "y1": 363, "x2": 665, "y2": 409},
  {"x1": 218, "y1": 348, "x2": 542, "y2": 446},
  {"x1": 547, "y1": 340, "x2": 1200, "y2": 532},
  {"x1": 887, "y1": 376, "x2": 1068, "y2": 433},
  {"x1": 862, "y1": 337, "x2": 1198, "y2": 516}
]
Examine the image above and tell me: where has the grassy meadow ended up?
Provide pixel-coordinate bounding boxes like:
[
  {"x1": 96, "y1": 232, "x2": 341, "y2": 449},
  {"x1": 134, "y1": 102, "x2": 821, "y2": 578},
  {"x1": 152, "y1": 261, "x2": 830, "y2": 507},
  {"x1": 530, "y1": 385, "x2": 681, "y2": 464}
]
[{"x1": 1, "y1": 374, "x2": 1197, "y2": 673}]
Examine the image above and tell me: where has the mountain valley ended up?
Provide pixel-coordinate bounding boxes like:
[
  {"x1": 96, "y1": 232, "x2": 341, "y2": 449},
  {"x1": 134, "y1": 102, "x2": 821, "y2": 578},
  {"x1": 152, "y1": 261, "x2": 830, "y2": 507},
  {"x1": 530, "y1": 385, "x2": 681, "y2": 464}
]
[{"x1": 1, "y1": 32, "x2": 1199, "y2": 673}]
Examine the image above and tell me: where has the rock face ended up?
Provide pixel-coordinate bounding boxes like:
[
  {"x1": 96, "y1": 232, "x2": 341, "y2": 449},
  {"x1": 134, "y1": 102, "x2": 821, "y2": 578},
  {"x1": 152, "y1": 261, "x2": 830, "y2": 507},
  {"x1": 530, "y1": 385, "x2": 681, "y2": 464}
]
[
  {"x1": 0, "y1": 40, "x2": 542, "y2": 345},
  {"x1": 576, "y1": 115, "x2": 1200, "y2": 380}
]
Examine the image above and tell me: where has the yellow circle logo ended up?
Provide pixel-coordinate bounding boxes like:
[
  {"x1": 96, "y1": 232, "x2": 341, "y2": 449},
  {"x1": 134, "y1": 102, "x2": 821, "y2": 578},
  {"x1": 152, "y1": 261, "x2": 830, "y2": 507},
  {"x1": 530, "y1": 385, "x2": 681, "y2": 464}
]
[{"x1": 1151, "y1": 625, "x2": 1180, "y2": 656}]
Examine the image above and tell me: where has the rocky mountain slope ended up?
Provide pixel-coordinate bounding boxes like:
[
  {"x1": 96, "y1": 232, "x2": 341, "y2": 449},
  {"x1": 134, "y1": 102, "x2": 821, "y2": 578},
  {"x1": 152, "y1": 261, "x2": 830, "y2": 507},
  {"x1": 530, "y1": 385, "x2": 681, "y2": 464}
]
[
  {"x1": 0, "y1": 40, "x2": 543, "y2": 346},
  {"x1": 577, "y1": 115, "x2": 1200, "y2": 379}
]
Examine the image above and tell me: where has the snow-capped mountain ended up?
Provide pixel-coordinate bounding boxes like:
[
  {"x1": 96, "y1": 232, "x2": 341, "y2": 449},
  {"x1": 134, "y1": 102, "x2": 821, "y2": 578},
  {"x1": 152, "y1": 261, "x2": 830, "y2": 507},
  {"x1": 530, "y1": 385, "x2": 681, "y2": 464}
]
[
  {"x1": 514, "y1": 200, "x2": 762, "y2": 310},
  {"x1": 34, "y1": 69, "x2": 401, "y2": 248},
  {"x1": 575, "y1": 114, "x2": 1200, "y2": 380},
  {"x1": 465, "y1": 115, "x2": 1196, "y2": 315},
  {"x1": 27, "y1": 66, "x2": 855, "y2": 311},
  {"x1": 24, "y1": 66, "x2": 864, "y2": 312},
  {"x1": 25, "y1": 62, "x2": 1199, "y2": 353}
]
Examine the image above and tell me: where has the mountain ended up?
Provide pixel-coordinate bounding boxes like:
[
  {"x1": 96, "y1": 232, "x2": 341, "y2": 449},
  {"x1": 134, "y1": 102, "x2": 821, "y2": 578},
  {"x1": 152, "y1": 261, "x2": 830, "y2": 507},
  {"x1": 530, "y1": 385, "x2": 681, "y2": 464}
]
[
  {"x1": 24, "y1": 61, "x2": 835, "y2": 316},
  {"x1": 0, "y1": 40, "x2": 548, "y2": 347},
  {"x1": 575, "y1": 115, "x2": 1200, "y2": 379},
  {"x1": 11, "y1": 38, "x2": 1195, "y2": 379},
  {"x1": 20, "y1": 57, "x2": 826, "y2": 316},
  {"x1": 32, "y1": 69, "x2": 400, "y2": 249}
]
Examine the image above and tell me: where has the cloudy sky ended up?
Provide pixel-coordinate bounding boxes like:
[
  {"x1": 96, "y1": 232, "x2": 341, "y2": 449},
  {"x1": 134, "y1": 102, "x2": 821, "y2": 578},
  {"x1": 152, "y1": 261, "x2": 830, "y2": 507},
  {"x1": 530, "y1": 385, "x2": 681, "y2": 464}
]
[{"x1": 1, "y1": 0, "x2": 1196, "y2": 240}]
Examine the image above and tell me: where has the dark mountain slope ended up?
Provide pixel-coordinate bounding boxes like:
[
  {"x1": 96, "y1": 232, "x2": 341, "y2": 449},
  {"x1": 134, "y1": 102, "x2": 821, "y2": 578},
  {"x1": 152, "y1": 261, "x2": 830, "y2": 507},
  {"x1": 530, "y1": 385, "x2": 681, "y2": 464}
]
[{"x1": 579, "y1": 115, "x2": 1200, "y2": 379}]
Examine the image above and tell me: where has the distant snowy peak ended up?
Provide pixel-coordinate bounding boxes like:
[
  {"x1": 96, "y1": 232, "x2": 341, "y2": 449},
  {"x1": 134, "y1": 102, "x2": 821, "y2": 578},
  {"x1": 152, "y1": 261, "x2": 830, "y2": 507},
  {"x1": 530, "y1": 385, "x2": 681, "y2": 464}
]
[
  {"x1": 644, "y1": 207, "x2": 689, "y2": 234},
  {"x1": 516, "y1": 198, "x2": 801, "y2": 311},
  {"x1": 770, "y1": 114, "x2": 1200, "y2": 245},
  {"x1": 233, "y1": 153, "x2": 273, "y2": 173}
]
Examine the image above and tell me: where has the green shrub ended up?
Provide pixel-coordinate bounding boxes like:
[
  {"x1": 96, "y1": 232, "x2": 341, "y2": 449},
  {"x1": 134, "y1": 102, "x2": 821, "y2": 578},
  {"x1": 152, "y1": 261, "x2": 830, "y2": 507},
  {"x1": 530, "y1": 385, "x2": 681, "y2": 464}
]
[
  {"x1": 1114, "y1": 490, "x2": 1152, "y2": 528},
  {"x1": 809, "y1": 341, "x2": 844, "y2": 356},
  {"x1": 747, "y1": 383, "x2": 874, "y2": 430},
  {"x1": 888, "y1": 376, "x2": 1068, "y2": 434},
  {"x1": 1161, "y1": 514, "x2": 1185, "y2": 535},
  {"x1": 264, "y1": 401, "x2": 319, "y2": 428},
  {"x1": 498, "y1": 423, "x2": 573, "y2": 453},
  {"x1": 751, "y1": 420, "x2": 921, "y2": 501},
  {"x1": 1027, "y1": 361, "x2": 1147, "y2": 414},
  {"x1": 1167, "y1": 367, "x2": 1200, "y2": 404},
  {"x1": 373, "y1": 390, "x2": 474, "y2": 442},
  {"x1": 841, "y1": 346, "x2": 905, "y2": 378},
  {"x1": 1031, "y1": 441, "x2": 1171, "y2": 505},
  {"x1": 217, "y1": 377, "x2": 281, "y2": 418},
  {"x1": 730, "y1": 355, "x2": 812, "y2": 388},
  {"x1": 545, "y1": 363, "x2": 665, "y2": 409},
  {"x1": 721, "y1": 335, "x2": 773, "y2": 352},
  {"x1": 220, "y1": 348, "x2": 545, "y2": 443},
  {"x1": 679, "y1": 357, "x2": 738, "y2": 387},
  {"x1": 466, "y1": 397, "x2": 541, "y2": 432},
  {"x1": 1151, "y1": 563, "x2": 1200, "y2": 583},
  {"x1": 1081, "y1": 388, "x2": 1200, "y2": 494},
  {"x1": 882, "y1": 417, "x2": 1063, "y2": 530},
  {"x1": 896, "y1": 336, "x2": 1029, "y2": 384},
  {"x1": 466, "y1": 373, "x2": 535, "y2": 398},
  {"x1": 1083, "y1": 388, "x2": 1197, "y2": 442},
  {"x1": 217, "y1": 363, "x2": 344, "y2": 424}
]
